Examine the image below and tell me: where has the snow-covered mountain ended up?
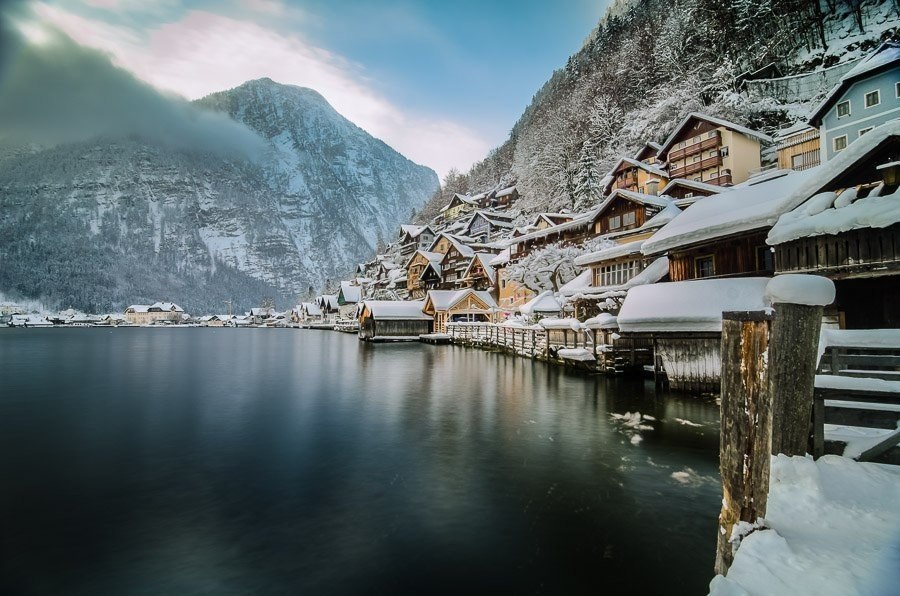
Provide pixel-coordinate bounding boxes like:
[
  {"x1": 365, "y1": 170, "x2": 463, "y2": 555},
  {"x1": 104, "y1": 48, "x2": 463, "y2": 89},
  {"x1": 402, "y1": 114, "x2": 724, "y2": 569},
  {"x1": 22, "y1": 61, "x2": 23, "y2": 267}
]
[{"x1": 0, "y1": 78, "x2": 438, "y2": 313}]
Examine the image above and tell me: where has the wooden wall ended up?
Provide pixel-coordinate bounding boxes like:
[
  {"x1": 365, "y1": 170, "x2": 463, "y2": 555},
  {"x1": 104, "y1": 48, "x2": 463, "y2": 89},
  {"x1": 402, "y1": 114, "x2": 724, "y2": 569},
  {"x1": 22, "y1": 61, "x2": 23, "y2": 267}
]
[{"x1": 669, "y1": 232, "x2": 772, "y2": 281}]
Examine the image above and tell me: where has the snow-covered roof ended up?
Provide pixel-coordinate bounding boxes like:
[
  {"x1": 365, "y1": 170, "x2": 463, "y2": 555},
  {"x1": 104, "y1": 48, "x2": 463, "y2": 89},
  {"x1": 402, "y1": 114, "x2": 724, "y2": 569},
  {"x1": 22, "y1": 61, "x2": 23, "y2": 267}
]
[
  {"x1": 532, "y1": 212, "x2": 574, "y2": 227},
  {"x1": 150, "y1": 302, "x2": 183, "y2": 312},
  {"x1": 339, "y1": 281, "x2": 361, "y2": 304},
  {"x1": 566, "y1": 256, "x2": 669, "y2": 298},
  {"x1": 633, "y1": 141, "x2": 662, "y2": 161},
  {"x1": 504, "y1": 210, "x2": 596, "y2": 246},
  {"x1": 559, "y1": 269, "x2": 592, "y2": 294},
  {"x1": 425, "y1": 289, "x2": 497, "y2": 312},
  {"x1": 660, "y1": 178, "x2": 728, "y2": 196},
  {"x1": 617, "y1": 278, "x2": 770, "y2": 333},
  {"x1": 464, "y1": 253, "x2": 497, "y2": 284},
  {"x1": 658, "y1": 113, "x2": 773, "y2": 158},
  {"x1": 773, "y1": 121, "x2": 817, "y2": 140},
  {"x1": 608, "y1": 156, "x2": 668, "y2": 180},
  {"x1": 404, "y1": 249, "x2": 443, "y2": 270},
  {"x1": 439, "y1": 193, "x2": 478, "y2": 213},
  {"x1": 126, "y1": 305, "x2": 150, "y2": 313},
  {"x1": 604, "y1": 188, "x2": 672, "y2": 209},
  {"x1": 641, "y1": 169, "x2": 815, "y2": 255},
  {"x1": 575, "y1": 239, "x2": 646, "y2": 266},
  {"x1": 301, "y1": 302, "x2": 322, "y2": 316},
  {"x1": 399, "y1": 224, "x2": 432, "y2": 240},
  {"x1": 767, "y1": 182, "x2": 900, "y2": 245},
  {"x1": 362, "y1": 300, "x2": 431, "y2": 320},
  {"x1": 489, "y1": 247, "x2": 511, "y2": 267},
  {"x1": 318, "y1": 295, "x2": 339, "y2": 310},
  {"x1": 809, "y1": 41, "x2": 900, "y2": 126},
  {"x1": 519, "y1": 291, "x2": 563, "y2": 315},
  {"x1": 495, "y1": 186, "x2": 517, "y2": 198},
  {"x1": 583, "y1": 313, "x2": 618, "y2": 330}
]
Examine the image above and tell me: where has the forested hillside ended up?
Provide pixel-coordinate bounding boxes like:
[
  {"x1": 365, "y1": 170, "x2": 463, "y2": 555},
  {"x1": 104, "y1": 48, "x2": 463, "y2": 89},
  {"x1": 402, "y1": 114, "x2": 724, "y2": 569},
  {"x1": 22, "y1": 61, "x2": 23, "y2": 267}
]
[{"x1": 416, "y1": 0, "x2": 899, "y2": 220}]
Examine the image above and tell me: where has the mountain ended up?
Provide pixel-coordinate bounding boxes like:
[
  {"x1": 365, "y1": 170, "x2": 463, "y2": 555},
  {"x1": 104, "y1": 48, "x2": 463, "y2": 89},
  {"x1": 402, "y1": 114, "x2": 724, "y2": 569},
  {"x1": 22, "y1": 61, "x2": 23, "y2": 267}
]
[
  {"x1": 415, "y1": 0, "x2": 899, "y2": 220},
  {"x1": 0, "y1": 78, "x2": 438, "y2": 313}
]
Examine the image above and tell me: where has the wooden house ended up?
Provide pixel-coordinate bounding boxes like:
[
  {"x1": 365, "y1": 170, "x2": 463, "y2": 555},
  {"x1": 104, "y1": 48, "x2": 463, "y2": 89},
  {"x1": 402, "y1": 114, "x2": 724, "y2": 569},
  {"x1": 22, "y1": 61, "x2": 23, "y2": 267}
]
[
  {"x1": 423, "y1": 289, "x2": 497, "y2": 333},
  {"x1": 532, "y1": 213, "x2": 574, "y2": 230},
  {"x1": 660, "y1": 179, "x2": 727, "y2": 208},
  {"x1": 316, "y1": 295, "x2": 339, "y2": 321},
  {"x1": 460, "y1": 253, "x2": 497, "y2": 292},
  {"x1": 489, "y1": 186, "x2": 519, "y2": 210},
  {"x1": 774, "y1": 123, "x2": 821, "y2": 172},
  {"x1": 299, "y1": 302, "x2": 323, "y2": 322},
  {"x1": 358, "y1": 300, "x2": 432, "y2": 341},
  {"x1": 633, "y1": 141, "x2": 662, "y2": 166},
  {"x1": 439, "y1": 238, "x2": 476, "y2": 289},
  {"x1": 405, "y1": 250, "x2": 444, "y2": 299},
  {"x1": 641, "y1": 169, "x2": 818, "y2": 282},
  {"x1": 808, "y1": 41, "x2": 899, "y2": 162},
  {"x1": 657, "y1": 113, "x2": 772, "y2": 187},
  {"x1": 337, "y1": 281, "x2": 362, "y2": 319},
  {"x1": 767, "y1": 120, "x2": 900, "y2": 328},
  {"x1": 605, "y1": 157, "x2": 669, "y2": 196}
]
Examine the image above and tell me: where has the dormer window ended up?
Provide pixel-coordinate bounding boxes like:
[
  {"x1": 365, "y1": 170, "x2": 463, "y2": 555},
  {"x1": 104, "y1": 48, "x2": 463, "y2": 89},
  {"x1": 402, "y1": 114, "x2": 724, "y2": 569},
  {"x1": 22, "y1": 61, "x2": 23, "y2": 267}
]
[
  {"x1": 608, "y1": 215, "x2": 622, "y2": 230},
  {"x1": 836, "y1": 101, "x2": 851, "y2": 118}
]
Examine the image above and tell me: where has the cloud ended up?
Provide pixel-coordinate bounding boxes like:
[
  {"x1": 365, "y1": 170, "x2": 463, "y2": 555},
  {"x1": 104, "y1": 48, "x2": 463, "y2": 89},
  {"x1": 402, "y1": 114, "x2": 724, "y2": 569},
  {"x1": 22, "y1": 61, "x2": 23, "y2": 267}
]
[
  {"x1": 0, "y1": 22, "x2": 267, "y2": 159},
  {"x1": 29, "y1": 3, "x2": 490, "y2": 176}
]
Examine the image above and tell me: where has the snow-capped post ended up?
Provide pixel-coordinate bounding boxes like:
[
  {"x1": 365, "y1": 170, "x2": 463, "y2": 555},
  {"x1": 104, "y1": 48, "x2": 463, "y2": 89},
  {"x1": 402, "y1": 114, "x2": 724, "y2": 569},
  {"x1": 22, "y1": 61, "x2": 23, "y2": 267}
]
[
  {"x1": 765, "y1": 275, "x2": 835, "y2": 457},
  {"x1": 715, "y1": 310, "x2": 773, "y2": 577}
]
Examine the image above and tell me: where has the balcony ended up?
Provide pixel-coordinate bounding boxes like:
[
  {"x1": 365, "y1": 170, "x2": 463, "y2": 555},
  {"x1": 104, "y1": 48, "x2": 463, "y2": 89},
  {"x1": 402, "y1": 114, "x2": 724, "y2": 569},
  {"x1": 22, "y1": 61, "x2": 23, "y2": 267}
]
[
  {"x1": 668, "y1": 131, "x2": 720, "y2": 162},
  {"x1": 669, "y1": 154, "x2": 723, "y2": 179},
  {"x1": 706, "y1": 170, "x2": 733, "y2": 186}
]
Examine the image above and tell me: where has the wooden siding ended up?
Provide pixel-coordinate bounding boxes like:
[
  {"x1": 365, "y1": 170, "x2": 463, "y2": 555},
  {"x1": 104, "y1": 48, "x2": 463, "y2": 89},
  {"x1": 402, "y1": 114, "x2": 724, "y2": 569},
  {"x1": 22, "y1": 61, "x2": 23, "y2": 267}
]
[
  {"x1": 594, "y1": 198, "x2": 649, "y2": 235},
  {"x1": 669, "y1": 232, "x2": 773, "y2": 281},
  {"x1": 774, "y1": 224, "x2": 900, "y2": 279}
]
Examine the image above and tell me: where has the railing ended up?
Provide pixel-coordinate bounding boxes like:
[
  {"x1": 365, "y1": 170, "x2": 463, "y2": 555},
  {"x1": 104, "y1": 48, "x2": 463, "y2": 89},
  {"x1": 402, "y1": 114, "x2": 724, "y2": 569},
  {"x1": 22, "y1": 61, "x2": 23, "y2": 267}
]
[
  {"x1": 668, "y1": 132, "x2": 720, "y2": 162},
  {"x1": 669, "y1": 154, "x2": 723, "y2": 179}
]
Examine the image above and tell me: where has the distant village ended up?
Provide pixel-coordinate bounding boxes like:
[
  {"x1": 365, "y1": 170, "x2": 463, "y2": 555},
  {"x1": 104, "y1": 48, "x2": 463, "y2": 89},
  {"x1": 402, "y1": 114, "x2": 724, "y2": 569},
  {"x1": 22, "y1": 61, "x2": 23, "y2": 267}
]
[{"x1": 5, "y1": 43, "x2": 899, "y2": 397}]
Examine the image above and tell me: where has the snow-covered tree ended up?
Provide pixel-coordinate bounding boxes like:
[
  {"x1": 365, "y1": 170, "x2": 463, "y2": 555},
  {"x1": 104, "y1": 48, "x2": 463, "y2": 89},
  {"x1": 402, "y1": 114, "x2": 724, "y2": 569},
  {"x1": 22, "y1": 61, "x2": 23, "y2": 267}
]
[{"x1": 505, "y1": 237, "x2": 616, "y2": 294}]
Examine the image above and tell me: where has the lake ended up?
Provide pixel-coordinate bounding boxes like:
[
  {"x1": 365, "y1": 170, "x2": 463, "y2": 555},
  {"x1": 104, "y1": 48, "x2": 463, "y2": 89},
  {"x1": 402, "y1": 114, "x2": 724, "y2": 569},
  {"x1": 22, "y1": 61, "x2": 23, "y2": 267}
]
[{"x1": 0, "y1": 328, "x2": 722, "y2": 595}]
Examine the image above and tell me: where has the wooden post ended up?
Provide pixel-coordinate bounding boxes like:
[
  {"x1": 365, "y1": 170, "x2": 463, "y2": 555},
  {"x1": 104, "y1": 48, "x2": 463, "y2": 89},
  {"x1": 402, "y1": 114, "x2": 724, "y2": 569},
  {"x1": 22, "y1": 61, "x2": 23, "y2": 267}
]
[
  {"x1": 768, "y1": 302, "x2": 824, "y2": 456},
  {"x1": 715, "y1": 311, "x2": 773, "y2": 577}
]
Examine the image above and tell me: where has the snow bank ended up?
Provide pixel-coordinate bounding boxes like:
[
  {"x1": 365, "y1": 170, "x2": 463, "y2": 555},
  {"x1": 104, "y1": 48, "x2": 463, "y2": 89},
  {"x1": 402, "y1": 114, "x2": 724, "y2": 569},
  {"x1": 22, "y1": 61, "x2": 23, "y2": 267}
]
[
  {"x1": 583, "y1": 313, "x2": 618, "y2": 330},
  {"x1": 539, "y1": 317, "x2": 582, "y2": 331},
  {"x1": 520, "y1": 291, "x2": 562, "y2": 315},
  {"x1": 765, "y1": 274, "x2": 835, "y2": 306},
  {"x1": 767, "y1": 185, "x2": 900, "y2": 245},
  {"x1": 557, "y1": 348, "x2": 595, "y2": 361},
  {"x1": 618, "y1": 278, "x2": 770, "y2": 333},
  {"x1": 709, "y1": 455, "x2": 900, "y2": 596}
]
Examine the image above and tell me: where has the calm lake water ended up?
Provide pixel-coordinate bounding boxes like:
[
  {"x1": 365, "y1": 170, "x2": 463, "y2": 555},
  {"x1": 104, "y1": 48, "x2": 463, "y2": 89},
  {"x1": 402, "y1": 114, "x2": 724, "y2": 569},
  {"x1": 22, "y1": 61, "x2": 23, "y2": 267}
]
[{"x1": 0, "y1": 328, "x2": 722, "y2": 595}]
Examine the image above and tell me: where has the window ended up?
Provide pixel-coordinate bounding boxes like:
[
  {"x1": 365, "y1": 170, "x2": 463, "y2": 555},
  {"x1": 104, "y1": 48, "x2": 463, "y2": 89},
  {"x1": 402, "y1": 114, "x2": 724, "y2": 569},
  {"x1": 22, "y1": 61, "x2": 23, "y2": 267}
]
[
  {"x1": 896, "y1": 81, "x2": 900, "y2": 98},
  {"x1": 684, "y1": 192, "x2": 694, "y2": 198},
  {"x1": 864, "y1": 90, "x2": 880, "y2": 108},
  {"x1": 622, "y1": 211, "x2": 636, "y2": 227},
  {"x1": 692, "y1": 154, "x2": 701, "y2": 163},
  {"x1": 707, "y1": 131, "x2": 717, "y2": 139},
  {"x1": 833, "y1": 135, "x2": 848, "y2": 152},
  {"x1": 836, "y1": 100, "x2": 851, "y2": 118},
  {"x1": 791, "y1": 154, "x2": 804, "y2": 169},
  {"x1": 608, "y1": 215, "x2": 621, "y2": 230},
  {"x1": 708, "y1": 171, "x2": 718, "y2": 180},
  {"x1": 695, "y1": 255, "x2": 715, "y2": 278},
  {"x1": 755, "y1": 246, "x2": 774, "y2": 272},
  {"x1": 720, "y1": 146, "x2": 729, "y2": 157},
  {"x1": 599, "y1": 260, "x2": 640, "y2": 286},
  {"x1": 694, "y1": 177, "x2": 702, "y2": 182},
  {"x1": 859, "y1": 127, "x2": 873, "y2": 137}
]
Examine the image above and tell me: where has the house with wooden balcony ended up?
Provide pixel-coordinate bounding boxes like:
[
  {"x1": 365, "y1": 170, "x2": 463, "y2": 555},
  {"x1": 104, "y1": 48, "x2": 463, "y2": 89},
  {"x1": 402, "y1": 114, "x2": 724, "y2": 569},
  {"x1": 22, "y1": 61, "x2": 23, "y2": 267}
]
[
  {"x1": 439, "y1": 238, "x2": 476, "y2": 290},
  {"x1": 808, "y1": 41, "x2": 899, "y2": 163},
  {"x1": 397, "y1": 225, "x2": 435, "y2": 259},
  {"x1": 633, "y1": 141, "x2": 662, "y2": 165},
  {"x1": 604, "y1": 157, "x2": 669, "y2": 196},
  {"x1": 460, "y1": 253, "x2": 497, "y2": 293},
  {"x1": 405, "y1": 250, "x2": 444, "y2": 299},
  {"x1": 658, "y1": 113, "x2": 772, "y2": 187},
  {"x1": 774, "y1": 123, "x2": 821, "y2": 171},
  {"x1": 767, "y1": 120, "x2": 900, "y2": 328},
  {"x1": 488, "y1": 186, "x2": 520, "y2": 210},
  {"x1": 590, "y1": 189, "x2": 672, "y2": 239}
]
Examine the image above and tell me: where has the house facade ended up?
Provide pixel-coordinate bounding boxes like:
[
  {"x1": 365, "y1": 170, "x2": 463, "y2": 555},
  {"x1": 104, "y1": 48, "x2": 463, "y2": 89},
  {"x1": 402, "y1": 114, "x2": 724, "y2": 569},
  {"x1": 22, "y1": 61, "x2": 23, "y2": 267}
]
[
  {"x1": 124, "y1": 302, "x2": 184, "y2": 325},
  {"x1": 809, "y1": 42, "x2": 900, "y2": 162},
  {"x1": 657, "y1": 113, "x2": 772, "y2": 187},
  {"x1": 775, "y1": 124, "x2": 821, "y2": 171}
]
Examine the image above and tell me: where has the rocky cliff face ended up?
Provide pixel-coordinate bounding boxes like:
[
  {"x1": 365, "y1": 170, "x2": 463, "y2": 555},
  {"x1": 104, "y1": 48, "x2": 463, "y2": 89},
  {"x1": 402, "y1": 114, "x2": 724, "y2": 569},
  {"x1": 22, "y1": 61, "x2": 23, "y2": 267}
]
[{"x1": 0, "y1": 79, "x2": 438, "y2": 313}]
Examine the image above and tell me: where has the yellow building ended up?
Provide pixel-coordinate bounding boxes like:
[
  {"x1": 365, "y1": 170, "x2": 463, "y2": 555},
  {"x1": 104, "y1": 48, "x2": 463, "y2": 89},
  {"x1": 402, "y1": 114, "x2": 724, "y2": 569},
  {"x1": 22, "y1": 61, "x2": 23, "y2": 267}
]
[
  {"x1": 659, "y1": 113, "x2": 772, "y2": 187},
  {"x1": 124, "y1": 302, "x2": 185, "y2": 325}
]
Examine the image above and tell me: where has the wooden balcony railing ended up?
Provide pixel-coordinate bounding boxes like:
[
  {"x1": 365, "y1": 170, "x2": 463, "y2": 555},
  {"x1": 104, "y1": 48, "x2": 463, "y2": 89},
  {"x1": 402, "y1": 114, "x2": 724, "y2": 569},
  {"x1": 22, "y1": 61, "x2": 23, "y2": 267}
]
[
  {"x1": 668, "y1": 131, "x2": 720, "y2": 162},
  {"x1": 669, "y1": 154, "x2": 723, "y2": 179}
]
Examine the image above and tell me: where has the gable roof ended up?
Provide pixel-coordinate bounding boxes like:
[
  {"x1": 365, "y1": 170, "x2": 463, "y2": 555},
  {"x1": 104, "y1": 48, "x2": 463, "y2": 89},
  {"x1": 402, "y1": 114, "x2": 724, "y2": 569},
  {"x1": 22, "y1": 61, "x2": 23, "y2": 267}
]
[
  {"x1": 608, "y1": 156, "x2": 668, "y2": 180},
  {"x1": 495, "y1": 186, "x2": 518, "y2": 198},
  {"x1": 361, "y1": 300, "x2": 431, "y2": 320},
  {"x1": 809, "y1": 41, "x2": 900, "y2": 126},
  {"x1": 463, "y1": 211, "x2": 516, "y2": 235},
  {"x1": 600, "y1": 188, "x2": 672, "y2": 211},
  {"x1": 657, "y1": 113, "x2": 773, "y2": 159},
  {"x1": 404, "y1": 249, "x2": 443, "y2": 270},
  {"x1": 660, "y1": 178, "x2": 728, "y2": 196},
  {"x1": 519, "y1": 291, "x2": 562, "y2": 315},
  {"x1": 531, "y1": 213, "x2": 574, "y2": 227},
  {"x1": 633, "y1": 141, "x2": 662, "y2": 161},
  {"x1": 463, "y1": 253, "x2": 497, "y2": 285},
  {"x1": 439, "y1": 193, "x2": 478, "y2": 213},
  {"x1": 338, "y1": 281, "x2": 361, "y2": 304},
  {"x1": 424, "y1": 289, "x2": 497, "y2": 313}
]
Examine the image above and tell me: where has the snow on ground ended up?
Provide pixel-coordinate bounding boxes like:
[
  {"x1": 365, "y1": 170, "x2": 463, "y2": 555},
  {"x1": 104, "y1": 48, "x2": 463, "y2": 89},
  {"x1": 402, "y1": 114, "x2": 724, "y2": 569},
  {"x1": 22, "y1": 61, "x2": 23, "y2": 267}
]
[
  {"x1": 766, "y1": 274, "x2": 835, "y2": 307},
  {"x1": 709, "y1": 455, "x2": 900, "y2": 596}
]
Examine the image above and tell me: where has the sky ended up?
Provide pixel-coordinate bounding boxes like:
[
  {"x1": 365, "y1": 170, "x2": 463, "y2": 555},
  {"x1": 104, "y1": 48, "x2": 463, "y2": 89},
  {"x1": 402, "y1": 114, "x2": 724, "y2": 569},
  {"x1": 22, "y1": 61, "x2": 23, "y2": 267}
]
[{"x1": 3, "y1": 0, "x2": 609, "y2": 177}]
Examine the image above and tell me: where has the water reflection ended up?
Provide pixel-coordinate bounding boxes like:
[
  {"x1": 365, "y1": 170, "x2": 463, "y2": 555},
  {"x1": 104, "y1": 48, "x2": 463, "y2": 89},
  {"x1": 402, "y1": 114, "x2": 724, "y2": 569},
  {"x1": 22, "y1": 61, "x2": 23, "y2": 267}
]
[{"x1": 0, "y1": 328, "x2": 720, "y2": 595}]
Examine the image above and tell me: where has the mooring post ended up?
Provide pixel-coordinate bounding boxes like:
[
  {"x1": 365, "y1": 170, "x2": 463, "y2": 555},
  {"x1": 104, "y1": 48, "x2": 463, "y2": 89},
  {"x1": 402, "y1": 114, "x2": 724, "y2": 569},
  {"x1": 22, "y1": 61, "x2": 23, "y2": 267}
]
[
  {"x1": 768, "y1": 302, "x2": 824, "y2": 456},
  {"x1": 715, "y1": 310, "x2": 773, "y2": 577},
  {"x1": 764, "y1": 274, "x2": 834, "y2": 457}
]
